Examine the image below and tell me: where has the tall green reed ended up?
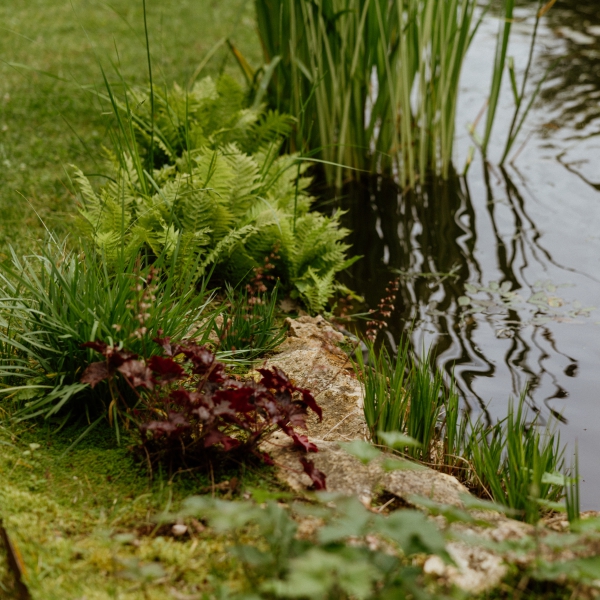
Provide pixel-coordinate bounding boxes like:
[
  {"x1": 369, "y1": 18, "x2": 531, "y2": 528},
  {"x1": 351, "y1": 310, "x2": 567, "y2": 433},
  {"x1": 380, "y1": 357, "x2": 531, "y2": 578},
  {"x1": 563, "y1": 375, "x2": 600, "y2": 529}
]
[{"x1": 255, "y1": 0, "x2": 481, "y2": 189}]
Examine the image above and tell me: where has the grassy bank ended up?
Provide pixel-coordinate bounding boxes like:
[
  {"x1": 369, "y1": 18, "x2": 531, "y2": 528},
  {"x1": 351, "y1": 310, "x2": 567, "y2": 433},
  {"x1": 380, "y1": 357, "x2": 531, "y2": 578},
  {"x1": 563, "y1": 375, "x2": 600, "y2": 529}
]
[{"x1": 0, "y1": 0, "x2": 261, "y2": 255}]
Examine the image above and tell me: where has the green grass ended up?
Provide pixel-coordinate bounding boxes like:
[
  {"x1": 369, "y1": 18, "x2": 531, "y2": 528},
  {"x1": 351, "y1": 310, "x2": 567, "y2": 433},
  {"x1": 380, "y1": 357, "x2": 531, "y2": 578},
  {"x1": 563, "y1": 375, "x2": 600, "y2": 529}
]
[{"x1": 0, "y1": 0, "x2": 262, "y2": 256}]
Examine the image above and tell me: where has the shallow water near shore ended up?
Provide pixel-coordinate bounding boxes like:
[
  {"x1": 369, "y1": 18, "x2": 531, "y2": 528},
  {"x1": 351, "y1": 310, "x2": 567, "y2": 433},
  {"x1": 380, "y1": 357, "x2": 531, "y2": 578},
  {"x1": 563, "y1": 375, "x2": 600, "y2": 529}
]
[{"x1": 336, "y1": 1, "x2": 600, "y2": 509}]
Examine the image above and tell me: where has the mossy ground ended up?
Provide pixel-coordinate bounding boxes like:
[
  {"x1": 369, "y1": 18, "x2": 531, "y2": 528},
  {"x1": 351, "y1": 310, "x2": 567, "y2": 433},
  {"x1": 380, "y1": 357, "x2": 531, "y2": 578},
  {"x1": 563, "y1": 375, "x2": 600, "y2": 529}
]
[{"x1": 0, "y1": 419, "x2": 284, "y2": 599}]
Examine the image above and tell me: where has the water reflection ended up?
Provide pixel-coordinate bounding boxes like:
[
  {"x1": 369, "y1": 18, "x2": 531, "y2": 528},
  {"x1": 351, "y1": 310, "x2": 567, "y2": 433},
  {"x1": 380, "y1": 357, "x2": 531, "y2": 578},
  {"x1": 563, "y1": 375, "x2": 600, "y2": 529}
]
[{"x1": 335, "y1": 165, "x2": 588, "y2": 426}]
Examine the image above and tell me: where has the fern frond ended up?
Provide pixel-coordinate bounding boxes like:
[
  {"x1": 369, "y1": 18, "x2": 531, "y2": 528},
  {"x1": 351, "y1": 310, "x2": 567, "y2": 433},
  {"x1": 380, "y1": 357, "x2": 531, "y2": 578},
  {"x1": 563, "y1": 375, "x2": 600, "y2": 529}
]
[{"x1": 73, "y1": 74, "x2": 357, "y2": 312}]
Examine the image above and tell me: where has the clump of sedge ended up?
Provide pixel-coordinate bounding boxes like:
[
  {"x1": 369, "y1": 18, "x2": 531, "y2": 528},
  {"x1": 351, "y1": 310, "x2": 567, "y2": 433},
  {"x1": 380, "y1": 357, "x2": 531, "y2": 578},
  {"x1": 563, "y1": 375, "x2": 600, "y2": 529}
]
[{"x1": 80, "y1": 339, "x2": 326, "y2": 488}]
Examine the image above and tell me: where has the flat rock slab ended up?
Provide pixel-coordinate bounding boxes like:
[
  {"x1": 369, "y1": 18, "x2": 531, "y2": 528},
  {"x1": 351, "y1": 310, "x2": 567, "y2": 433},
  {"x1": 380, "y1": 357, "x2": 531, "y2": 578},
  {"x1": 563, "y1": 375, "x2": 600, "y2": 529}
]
[
  {"x1": 264, "y1": 316, "x2": 367, "y2": 442},
  {"x1": 263, "y1": 435, "x2": 470, "y2": 509}
]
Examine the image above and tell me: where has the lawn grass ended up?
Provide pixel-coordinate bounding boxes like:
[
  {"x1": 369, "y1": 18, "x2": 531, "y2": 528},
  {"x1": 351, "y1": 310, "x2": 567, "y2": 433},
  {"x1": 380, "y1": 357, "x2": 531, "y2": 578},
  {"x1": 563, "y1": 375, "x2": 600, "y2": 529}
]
[{"x1": 0, "y1": 0, "x2": 261, "y2": 256}]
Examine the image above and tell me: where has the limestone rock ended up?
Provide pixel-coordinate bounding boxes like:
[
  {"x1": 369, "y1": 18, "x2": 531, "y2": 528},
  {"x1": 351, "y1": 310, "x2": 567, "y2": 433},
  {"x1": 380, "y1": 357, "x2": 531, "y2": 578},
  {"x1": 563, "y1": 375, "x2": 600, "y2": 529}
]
[
  {"x1": 264, "y1": 315, "x2": 367, "y2": 442},
  {"x1": 262, "y1": 435, "x2": 471, "y2": 509},
  {"x1": 382, "y1": 468, "x2": 469, "y2": 507}
]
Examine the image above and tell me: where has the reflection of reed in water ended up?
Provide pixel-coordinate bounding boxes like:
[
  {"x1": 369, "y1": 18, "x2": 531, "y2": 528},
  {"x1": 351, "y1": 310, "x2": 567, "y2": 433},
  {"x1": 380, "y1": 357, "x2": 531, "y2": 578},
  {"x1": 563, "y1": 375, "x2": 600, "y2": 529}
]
[
  {"x1": 333, "y1": 166, "x2": 580, "y2": 424},
  {"x1": 538, "y1": 0, "x2": 600, "y2": 134}
]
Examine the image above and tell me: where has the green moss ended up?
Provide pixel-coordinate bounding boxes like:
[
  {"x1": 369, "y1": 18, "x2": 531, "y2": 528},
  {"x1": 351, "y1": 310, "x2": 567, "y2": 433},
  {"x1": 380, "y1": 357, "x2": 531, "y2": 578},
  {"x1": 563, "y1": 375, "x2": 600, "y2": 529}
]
[{"x1": 0, "y1": 420, "x2": 282, "y2": 599}]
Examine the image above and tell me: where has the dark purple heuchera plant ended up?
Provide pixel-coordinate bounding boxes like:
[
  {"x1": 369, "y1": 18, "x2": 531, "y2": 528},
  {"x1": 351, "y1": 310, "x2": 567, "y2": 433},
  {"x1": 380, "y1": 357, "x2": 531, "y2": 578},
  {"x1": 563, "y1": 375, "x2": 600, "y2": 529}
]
[{"x1": 80, "y1": 338, "x2": 326, "y2": 489}]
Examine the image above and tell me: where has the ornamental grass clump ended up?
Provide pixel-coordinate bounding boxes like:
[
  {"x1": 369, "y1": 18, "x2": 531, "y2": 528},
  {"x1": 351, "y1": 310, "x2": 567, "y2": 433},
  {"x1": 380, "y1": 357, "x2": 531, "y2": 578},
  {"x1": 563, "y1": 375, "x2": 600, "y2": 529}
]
[
  {"x1": 0, "y1": 241, "x2": 210, "y2": 431},
  {"x1": 213, "y1": 284, "x2": 286, "y2": 361}
]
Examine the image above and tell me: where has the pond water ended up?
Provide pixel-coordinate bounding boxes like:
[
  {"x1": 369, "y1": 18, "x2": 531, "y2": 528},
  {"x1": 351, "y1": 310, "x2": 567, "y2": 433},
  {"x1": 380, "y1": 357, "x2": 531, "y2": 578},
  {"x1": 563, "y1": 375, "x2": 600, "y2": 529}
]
[{"x1": 334, "y1": 1, "x2": 600, "y2": 509}]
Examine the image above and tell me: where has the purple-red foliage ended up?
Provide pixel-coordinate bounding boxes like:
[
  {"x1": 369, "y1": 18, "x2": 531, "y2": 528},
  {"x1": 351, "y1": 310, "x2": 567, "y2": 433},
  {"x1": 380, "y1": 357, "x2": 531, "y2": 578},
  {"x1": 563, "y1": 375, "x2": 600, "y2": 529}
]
[{"x1": 80, "y1": 339, "x2": 327, "y2": 489}]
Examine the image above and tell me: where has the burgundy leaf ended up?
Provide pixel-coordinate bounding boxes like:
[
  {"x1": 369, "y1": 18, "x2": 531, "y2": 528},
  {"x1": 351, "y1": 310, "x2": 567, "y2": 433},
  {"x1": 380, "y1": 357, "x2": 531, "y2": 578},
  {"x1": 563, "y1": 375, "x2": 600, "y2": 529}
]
[
  {"x1": 257, "y1": 366, "x2": 293, "y2": 393},
  {"x1": 169, "y1": 389, "x2": 192, "y2": 407},
  {"x1": 258, "y1": 367, "x2": 322, "y2": 421},
  {"x1": 299, "y1": 389, "x2": 323, "y2": 421},
  {"x1": 192, "y1": 405, "x2": 212, "y2": 422},
  {"x1": 80, "y1": 361, "x2": 110, "y2": 388},
  {"x1": 292, "y1": 433, "x2": 318, "y2": 453},
  {"x1": 178, "y1": 342, "x2": 215, "y2": 374},
  {"x1": 117, "y1": 360, "x2": 155, "y2": 390},
  {"x1": 83, "y1": 341, "x2": 138, "y2": 368},
  {"x1": 148, "y1": 355, "x2": 186, "y2": 384},
  {"x1": 254, "y1": 450, "x2": 274, "y2": 466},
  {"x1": 207, "y1": 362, "x2": 226, "y2": 383},
  {"x1": 153, "y1": 337, "x2": 180, "y2": 357},
  {"x1": 142, "y1": 412, "x2": 190, "y2": 438},
  {"x1": 300, "y1": 457, "x2": 327, "y2": 490},
  {"x1": 81, "y1": 341, "x2": 109, "y2": 354},
  {"x1": 204, "y1": 429, "x2": 240, "y2": 451},
  {"x1": 211, "y1": 398, "x2": 238, "y2": 419},
  {"x1": 214, "y1": 388, "x2": 255, "y2": 414}
]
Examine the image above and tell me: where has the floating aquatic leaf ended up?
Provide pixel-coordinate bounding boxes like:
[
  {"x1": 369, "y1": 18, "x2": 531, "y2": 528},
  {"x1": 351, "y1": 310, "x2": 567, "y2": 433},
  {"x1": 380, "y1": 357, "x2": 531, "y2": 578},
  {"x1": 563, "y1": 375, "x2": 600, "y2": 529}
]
[
  {"x1": 458, "y1": 296, "x2": 471, "y2": 307},
  {"x1": 547, "y1": 296, "x2": 563, "y2": 308}
]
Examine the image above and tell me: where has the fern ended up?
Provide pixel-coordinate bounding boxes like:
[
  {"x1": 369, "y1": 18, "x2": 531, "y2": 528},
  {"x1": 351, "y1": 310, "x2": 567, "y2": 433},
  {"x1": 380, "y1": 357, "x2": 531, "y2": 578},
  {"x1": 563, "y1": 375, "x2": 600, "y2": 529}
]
[{"x1": 75, "y1": 76, "x2": 355, "y2": 312}]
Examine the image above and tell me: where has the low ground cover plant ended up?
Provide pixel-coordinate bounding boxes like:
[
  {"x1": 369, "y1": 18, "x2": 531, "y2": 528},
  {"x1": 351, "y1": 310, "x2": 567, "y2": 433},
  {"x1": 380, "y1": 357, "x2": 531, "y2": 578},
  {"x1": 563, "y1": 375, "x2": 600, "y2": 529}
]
[
  {"x1": 80, "y1": 338, "x2": 327, "y2": 486},
  {"x1": 75, "y1": 75, "x2": 357, "y2": 313},
  {"x1": 172, "y1": 493, "x2": 451, "y2": 599}
]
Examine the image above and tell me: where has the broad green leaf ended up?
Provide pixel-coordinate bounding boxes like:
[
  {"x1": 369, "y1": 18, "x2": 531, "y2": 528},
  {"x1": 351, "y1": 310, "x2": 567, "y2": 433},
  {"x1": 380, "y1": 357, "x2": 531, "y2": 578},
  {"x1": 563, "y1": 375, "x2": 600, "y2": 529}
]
[
  {"x1": 541, "y1": 471, "x2": 567, "y2": 486},
  {"x1": 377, "y1": 510, "x2": 448, "y2": 559},
  {"x1": 377, "y1": 431, "x2": 422, "y2": 449},
  {"x1": 341, "y1": 440, "x2": 381, "y2": 464},
  {"x1": 318, "y1": 498, "x2": 372, "y2": 544}
]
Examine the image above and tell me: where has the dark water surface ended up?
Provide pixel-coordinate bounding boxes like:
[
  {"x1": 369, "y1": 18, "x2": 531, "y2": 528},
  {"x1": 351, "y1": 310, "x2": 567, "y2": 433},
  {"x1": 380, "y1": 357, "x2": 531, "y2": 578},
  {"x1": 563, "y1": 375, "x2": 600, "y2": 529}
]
[{"x1": 335, "y1": 1, "x2": 600, "y2": 509}]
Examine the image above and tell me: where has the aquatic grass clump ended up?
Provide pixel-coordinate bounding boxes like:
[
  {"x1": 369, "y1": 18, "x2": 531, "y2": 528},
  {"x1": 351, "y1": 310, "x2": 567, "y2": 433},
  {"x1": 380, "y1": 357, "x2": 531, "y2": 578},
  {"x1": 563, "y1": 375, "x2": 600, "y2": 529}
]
[
  {"x1": 462, "y1": 394, "x2": 566, "y2": 523},
  {"x1": 356, "y1": 340, "x2": 573, "y2": 523},
  {"x1": 354, "y1": 340, "x2": 444, "y2": 463}
]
